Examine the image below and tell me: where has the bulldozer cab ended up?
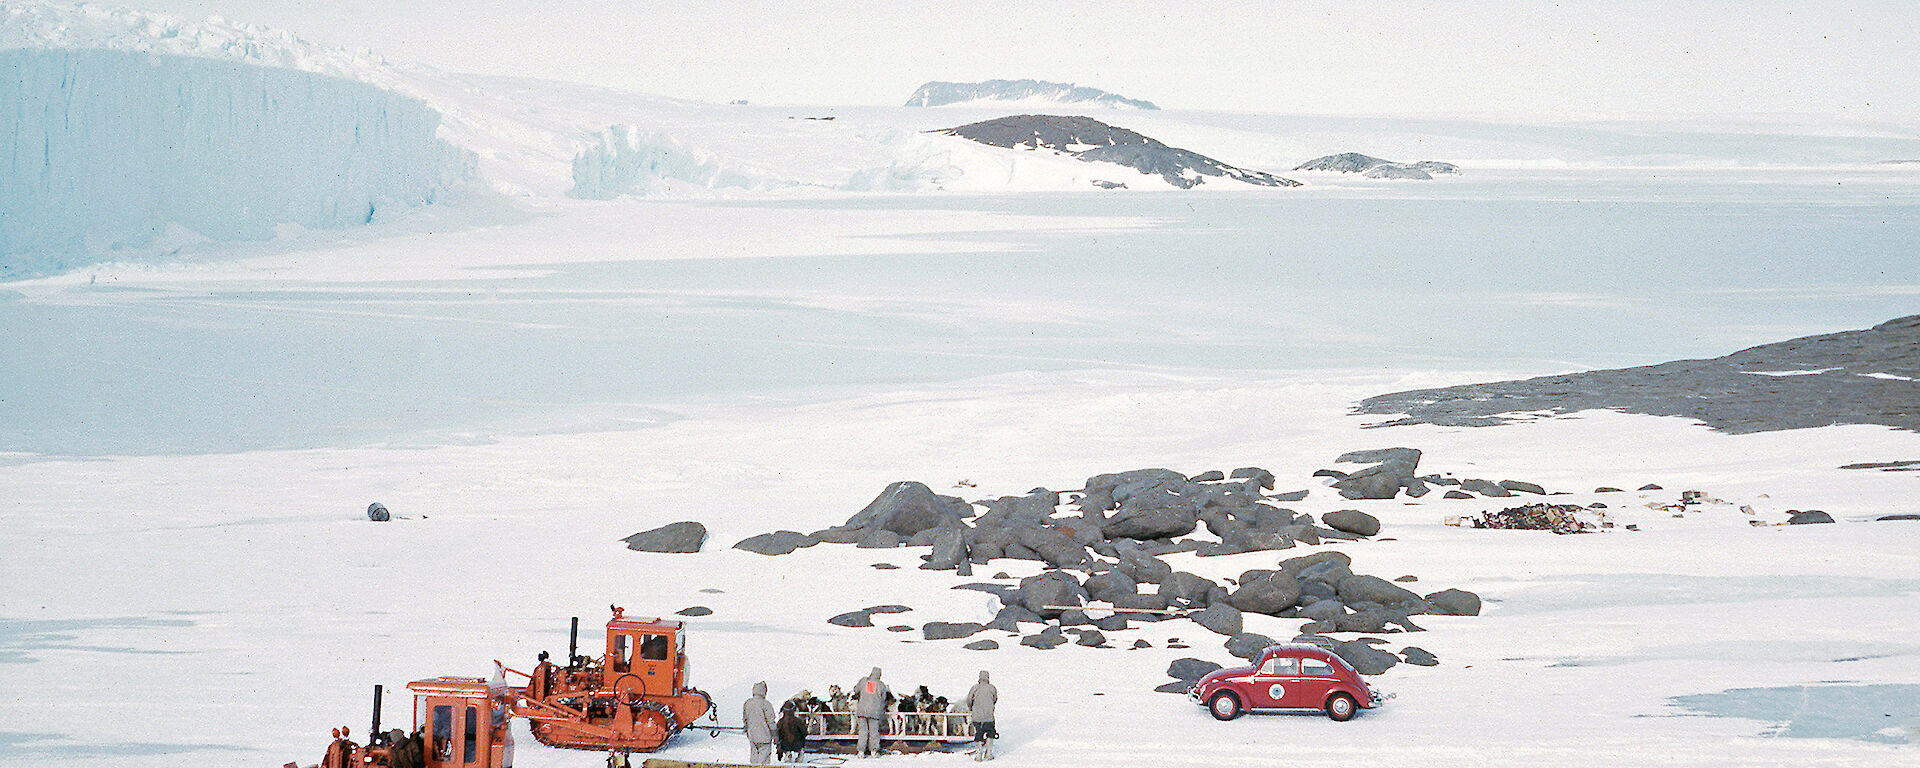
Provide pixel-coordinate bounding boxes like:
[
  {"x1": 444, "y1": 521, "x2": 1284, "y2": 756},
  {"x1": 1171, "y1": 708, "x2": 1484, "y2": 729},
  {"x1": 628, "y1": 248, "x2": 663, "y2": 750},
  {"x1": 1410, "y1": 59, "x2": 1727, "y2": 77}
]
[
  {"x1": 408, "y1": 677, "x2": 514, "y2": 768},
  {"x1": 603, "y1": 611, "x2": 685, "y2": 695}
]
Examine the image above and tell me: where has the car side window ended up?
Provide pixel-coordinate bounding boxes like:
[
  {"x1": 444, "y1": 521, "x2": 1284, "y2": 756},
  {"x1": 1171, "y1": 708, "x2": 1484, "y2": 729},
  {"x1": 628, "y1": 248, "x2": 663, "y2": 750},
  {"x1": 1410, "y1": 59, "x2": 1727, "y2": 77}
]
[
  {"x1": 1301, "y1": 658, "x2": 1335, "y2": 676},
  {"x1": 1259, "y1": 656, "x2": 1298, "y2": 676}
]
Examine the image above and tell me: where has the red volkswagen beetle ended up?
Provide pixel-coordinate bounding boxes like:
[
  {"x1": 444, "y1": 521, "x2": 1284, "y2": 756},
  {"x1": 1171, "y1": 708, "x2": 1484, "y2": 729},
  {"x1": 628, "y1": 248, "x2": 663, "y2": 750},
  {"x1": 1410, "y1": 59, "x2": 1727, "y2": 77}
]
[{"x1": 1188, "y1": 644, "x2": 1384, "y2": 722}]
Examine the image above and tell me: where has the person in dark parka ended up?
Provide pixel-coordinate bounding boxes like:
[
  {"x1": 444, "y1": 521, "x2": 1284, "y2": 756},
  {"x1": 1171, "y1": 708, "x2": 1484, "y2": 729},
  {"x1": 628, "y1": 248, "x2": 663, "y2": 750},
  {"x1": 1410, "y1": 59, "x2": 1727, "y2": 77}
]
[{"x1": 776, "y1": 699, "x2": 808, "y2": 762}]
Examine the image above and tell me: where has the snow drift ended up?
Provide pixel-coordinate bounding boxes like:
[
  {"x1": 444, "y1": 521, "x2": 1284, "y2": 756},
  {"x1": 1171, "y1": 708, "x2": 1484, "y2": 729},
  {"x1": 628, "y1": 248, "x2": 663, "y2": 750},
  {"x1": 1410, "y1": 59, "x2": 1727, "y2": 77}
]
[{"x1": 0, "y1": 48, "x2": 475, "y2": 278}]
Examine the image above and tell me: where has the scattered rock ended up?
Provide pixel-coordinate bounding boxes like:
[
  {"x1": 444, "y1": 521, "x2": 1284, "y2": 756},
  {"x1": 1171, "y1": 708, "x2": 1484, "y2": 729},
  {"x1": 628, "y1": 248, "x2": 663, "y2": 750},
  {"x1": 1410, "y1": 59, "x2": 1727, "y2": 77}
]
[
  {"x1": 887, "y1": 625, "x2": 913, "y2": 632},
  {"x1": 622, "y1": 521, "x2": 708, "y2": 553},
  {"x1": 1226, "y1": 571, "x2": 1302, "y2": 615},
  {"x1": 367, "y1": 503, "x2": 390, "y2": 522},
  {"x1": 923, "y1": 622, "x2": 985, "y2": 640},
  {"x1": 1153, "y1": 680, "x2": 1192, "y2": 693},
  {"x1": 1074, "y1": 630, "x2": 1107, "y2": 647},
  {"x1": 1499, "y1": 480, "x2": 1547, "y2": 495},
  {"x1": 855, "y1": 528, "x2": 903, "y2": 548},
  {"x1": 1133, "y1": 639, "x2": 1152, "y2": 649},
  {"x1": 1787, "y1": 510, "x2": 1835, "y2": 525},
  {"x1": 1190, "y1": 470, "x2": 1226, "y2": 482},
  {"x1": 829, "y1": 611, "x2": 874, "y2": 628},
  {"x1": 1424, "y1": 588, "x2": 1482, "y2": 616},
  {"x1": 871, "y1": 563, "x2": 899, "y2": 569},
  {"x1": 1190, "y1": 602, "x2": 1243, "y2": 636},
  {"x1": 1020, "y1": 634, "x2": 1067, "y2": 650},
  {"x1": 675, "y1": 606, "x2": 713, "y2": 617},
  {"x1": 964, "y1": 639, "x2": 1000, "y2": 651},
  {"x1": 1333, "y1": 639, "x2": 1399, "y2": 674},
  {"x1": 1640, "y1": 484, "x2": 1664, "y2": 491},
  {"x1": 866, "y1": 605, "x2": 912, "y2": 614},
  {"x1": 1322, "y1": 509, "x2": 1381, "y2": 537},
  {"x1": 843, "y1": 481, "x2": 974, "y2": 537},
  {"x1": 1336, "y1": 575, "x2": 1422, "y2": 608},
  {"x1": 1444, "y1": 490, "x2": 1474, "y2": 499},
  {"x1": 1594, "y1": 487, "x2": 1624, "y2": 493},
  {"x1": 1230, "y1": 467, "x2": 1276, "y2": 490},
  {"x1": 1460, "y1": 479, "x2": 1512, "y2": 497},
  {"x1": 1401, "y1": 646, "x2": 1439, "y2": 666},
  {"x1": 1878, "y1": 514, "x2": 1920, "y2": 521},
  {"x1": 1393, "y1": 575, "x2": 1418, "y2": 583},
  {"x1": 1272, "y1": 489, "x2": 1310, "y2": 502},
  {"x1": 1224, "y1": 632, "x2": 1277, "y2": 660},
  {"x1": 734, "y1": 530, "x2": 819, "y2": 555},
  {"x1": 1168, "y1": 658, "x2": 1224, "y2": 681}
]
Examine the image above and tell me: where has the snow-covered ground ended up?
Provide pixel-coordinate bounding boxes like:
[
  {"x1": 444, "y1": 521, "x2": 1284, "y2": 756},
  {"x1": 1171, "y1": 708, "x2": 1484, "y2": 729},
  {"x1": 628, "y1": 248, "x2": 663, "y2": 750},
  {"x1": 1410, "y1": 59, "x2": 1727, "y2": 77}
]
[{"x1": 4, "y1": 3, "x2": 1919, "y2": 767}]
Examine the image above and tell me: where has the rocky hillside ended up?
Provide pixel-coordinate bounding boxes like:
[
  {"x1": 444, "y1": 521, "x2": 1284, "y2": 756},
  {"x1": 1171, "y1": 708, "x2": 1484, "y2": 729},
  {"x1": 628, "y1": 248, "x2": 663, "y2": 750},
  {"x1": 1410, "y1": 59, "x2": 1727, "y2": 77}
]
[
  {"x1": 1358, "y1": 315, "x2": 1920, "y2": 434},
  {"x1": 938, "y1": 115, "x2": 1299, "y2": 189}
]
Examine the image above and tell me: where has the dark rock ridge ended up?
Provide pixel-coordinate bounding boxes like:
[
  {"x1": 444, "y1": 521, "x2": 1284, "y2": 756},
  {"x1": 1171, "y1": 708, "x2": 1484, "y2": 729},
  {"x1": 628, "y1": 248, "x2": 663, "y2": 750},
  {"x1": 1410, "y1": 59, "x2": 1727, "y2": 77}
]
[
  {"x1": 937, "y1": 115, "x2": 1301, "y2": 189},
  {"x1": 1358, "y1": 315, "x2": 1920, "y2": 434},
  {"x1": 1293, "y1": 152, "x2": 1459, "y2": 179},
  {"x1": 906, "y1": 79, "x2": 1158, "y2": 110}
]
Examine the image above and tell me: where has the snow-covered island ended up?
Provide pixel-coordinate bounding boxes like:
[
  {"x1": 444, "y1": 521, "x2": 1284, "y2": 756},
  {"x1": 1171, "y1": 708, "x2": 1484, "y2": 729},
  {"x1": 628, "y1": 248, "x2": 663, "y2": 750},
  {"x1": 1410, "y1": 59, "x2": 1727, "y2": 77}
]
[
  {"x1": 936, "y1": 114, "x2": 1300, "y2": 189},
  {"x1": 906, "y1": 78, "x2": 1159, "y2": 109},
  {"x1": 1294, "y1": 152, "x2": 1460, "y2": 179}
]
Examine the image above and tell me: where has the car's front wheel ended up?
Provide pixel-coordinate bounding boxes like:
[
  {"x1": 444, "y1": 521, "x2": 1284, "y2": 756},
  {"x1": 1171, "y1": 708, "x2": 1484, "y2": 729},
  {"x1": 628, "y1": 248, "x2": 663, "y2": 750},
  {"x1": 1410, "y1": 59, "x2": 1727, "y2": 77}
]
[
  {"x1": 1208, "y1": 690, "x2": 1242, "y2": 721},
  {"x1": 1325, "y1": 692, "x2": 1358, "y2": 722}
]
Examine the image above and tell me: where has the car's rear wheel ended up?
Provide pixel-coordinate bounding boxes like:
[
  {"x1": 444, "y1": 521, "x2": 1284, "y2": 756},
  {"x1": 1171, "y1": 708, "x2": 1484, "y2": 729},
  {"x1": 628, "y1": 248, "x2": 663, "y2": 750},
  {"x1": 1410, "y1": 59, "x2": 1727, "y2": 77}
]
[
  {"x1": 1208, "y1": 691, "x2": 1242, "y2": 721},
  {"x1": 1325, "y1": 692, "x2": 1357, "y2": 721}
]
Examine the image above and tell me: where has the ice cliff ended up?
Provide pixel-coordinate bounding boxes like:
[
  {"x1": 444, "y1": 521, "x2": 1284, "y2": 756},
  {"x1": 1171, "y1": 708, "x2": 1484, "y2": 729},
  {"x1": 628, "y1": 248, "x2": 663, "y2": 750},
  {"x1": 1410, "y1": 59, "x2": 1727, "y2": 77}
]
[
  {"x1": 1, "y1": 48, "x2": 475, "y2": 278},
  {"x1": 1, "y1": 3, "x2": 476, "y2": 278},
  {"x1": 906, "y1": 79, "x2": 1158, "y2": 110}
]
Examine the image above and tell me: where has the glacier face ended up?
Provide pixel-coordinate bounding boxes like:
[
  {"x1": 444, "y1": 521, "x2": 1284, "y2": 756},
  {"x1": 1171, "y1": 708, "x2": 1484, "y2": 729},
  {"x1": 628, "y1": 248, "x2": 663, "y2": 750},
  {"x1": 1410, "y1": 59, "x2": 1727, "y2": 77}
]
[{"x1": 1, "y1": 48, "x2": 474, "y2": 278}]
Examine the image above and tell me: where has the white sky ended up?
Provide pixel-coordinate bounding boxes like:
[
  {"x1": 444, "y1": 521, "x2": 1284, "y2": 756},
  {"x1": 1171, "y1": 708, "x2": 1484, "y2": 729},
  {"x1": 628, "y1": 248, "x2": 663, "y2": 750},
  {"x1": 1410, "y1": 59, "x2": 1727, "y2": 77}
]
[{"x1": 124, "y1": 0, "x2": 1919, "y2": 122}]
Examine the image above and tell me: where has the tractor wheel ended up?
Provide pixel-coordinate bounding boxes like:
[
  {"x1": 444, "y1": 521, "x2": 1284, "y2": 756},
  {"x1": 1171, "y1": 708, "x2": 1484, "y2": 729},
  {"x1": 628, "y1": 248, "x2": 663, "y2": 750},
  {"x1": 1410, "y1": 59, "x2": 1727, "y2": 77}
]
[
  {"x1": 1208, "y1": 691, "x2": 1242, "y2": 721},
  {"x1": 1325, "y1": 692, "x2": 1358, "y2": 722}
]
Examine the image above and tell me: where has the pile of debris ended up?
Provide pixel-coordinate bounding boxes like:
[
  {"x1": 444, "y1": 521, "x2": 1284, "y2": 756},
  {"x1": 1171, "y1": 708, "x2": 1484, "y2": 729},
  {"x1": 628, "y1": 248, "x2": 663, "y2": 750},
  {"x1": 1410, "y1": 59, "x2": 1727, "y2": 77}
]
[{"x1": 1468, "y1": 503, "x2": 1593, "y2": 535}]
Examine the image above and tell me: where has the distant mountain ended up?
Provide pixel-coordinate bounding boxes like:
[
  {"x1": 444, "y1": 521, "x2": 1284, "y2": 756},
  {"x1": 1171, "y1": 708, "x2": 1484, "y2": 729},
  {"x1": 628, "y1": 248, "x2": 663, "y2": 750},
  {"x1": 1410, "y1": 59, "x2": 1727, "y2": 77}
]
[
  {"x1": 907, "y1": 80, "x2": 1158, "y2": 110},
  {"x1": 1295, "y1": 152, "x2": 1459, "y2": 179},
  {"x1": 937, "y1": 115, "x2": 1298, "y2": 189}
]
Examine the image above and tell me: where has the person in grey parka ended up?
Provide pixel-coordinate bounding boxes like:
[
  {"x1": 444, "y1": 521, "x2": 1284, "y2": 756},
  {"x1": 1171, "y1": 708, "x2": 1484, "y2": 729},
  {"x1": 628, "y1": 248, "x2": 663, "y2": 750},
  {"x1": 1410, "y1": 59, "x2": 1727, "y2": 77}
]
[
  {"x1": 965, "y1": 670, "x2": 998, "y2": 761},
  {"x1": 853, "y1": 667, "x2": 892, "y2": 757},
  {"x1": 743, "y1": 681, "x2": 778, "y2": 765}
]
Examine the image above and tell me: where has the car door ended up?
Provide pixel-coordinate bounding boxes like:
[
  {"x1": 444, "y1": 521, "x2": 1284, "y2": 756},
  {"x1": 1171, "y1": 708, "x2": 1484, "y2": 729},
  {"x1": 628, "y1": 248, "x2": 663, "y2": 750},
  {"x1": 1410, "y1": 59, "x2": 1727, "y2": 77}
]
[
  {"x1": 1249, "y1": 655, "x2": 1298, "y2": 708},
  {"x1": 1290, "y1": 655, "x2": 1341, "y2": 708}
]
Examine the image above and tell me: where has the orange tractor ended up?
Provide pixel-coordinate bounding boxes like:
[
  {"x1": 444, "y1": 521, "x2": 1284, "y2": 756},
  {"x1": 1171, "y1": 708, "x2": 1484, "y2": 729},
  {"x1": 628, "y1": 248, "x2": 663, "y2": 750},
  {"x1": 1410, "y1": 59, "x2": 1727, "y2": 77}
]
[{"x1": 302, "y1": 608, "x2": 715, "y2": 768}]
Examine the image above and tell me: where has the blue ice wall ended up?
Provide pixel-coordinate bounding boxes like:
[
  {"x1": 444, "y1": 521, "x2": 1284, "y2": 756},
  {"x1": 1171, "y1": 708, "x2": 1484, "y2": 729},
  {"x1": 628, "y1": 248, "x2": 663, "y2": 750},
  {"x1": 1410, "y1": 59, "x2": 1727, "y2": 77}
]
[{"x1": 1, "y1": 49, "x2": 475, "y2": 278}]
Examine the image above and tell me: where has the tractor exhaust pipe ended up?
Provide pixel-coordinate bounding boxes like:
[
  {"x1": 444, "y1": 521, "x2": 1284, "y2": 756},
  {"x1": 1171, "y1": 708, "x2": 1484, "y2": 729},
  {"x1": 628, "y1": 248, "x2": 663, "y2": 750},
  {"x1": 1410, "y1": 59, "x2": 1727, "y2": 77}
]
[
  {"x1": 370, "y1": 684, "x2": 384, "y2": 743},
  {"x1": 568, "y1": 617, "x2": 580, "y2": 665}
]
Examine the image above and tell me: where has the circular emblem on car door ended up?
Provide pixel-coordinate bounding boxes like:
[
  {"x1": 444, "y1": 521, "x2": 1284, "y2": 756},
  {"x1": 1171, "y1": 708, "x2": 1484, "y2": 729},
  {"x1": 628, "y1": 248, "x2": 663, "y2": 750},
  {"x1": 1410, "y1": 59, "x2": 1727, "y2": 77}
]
[{"x1": 1267, "y1": 684, "x2": 1286, "y2": 700}]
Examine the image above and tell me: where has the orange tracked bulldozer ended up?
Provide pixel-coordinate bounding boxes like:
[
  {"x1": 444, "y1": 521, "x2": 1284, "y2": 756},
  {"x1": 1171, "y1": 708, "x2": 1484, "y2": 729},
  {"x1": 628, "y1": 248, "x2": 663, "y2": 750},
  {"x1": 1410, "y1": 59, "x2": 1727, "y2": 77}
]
[
  {"x1": 505, "y1": 607, "x2": 714, "y2": 752},
  {"x1": 300, "y1": 607, "x2": 713, "y2": 768}
]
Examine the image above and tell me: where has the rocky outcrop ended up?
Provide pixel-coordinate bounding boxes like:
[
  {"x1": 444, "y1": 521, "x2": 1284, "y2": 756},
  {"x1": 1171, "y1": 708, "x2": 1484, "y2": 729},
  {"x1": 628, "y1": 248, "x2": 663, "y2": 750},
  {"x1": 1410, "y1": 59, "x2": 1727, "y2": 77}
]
[{"x1": 1360, "y1": 315, "x2": 1920, "y2": 434}]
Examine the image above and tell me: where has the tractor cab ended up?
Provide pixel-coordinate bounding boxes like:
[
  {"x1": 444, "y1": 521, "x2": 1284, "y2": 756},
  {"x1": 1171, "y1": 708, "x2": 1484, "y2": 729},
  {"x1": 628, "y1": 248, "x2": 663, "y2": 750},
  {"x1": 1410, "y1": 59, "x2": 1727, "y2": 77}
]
[
  {"x1": 408, "y1": 677, "x2": 514, "y2": 768},
  {"x1": 602, "y1": 609, "x2": 687, "y2": 697}
]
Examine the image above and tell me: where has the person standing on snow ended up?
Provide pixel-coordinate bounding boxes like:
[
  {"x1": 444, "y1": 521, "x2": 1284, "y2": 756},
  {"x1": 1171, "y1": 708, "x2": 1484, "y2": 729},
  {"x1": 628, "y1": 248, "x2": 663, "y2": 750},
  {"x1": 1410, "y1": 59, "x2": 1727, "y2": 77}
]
[
  {"x1": 966, "y1": 670, "x2": 999, "y2": 761},
  {"x1": 743, "y1": 681, "x2": 778, "y2": 765},
  {"x1": 853, "y1": 667, "x2": 892, "y2": 757}
]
